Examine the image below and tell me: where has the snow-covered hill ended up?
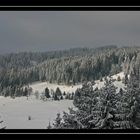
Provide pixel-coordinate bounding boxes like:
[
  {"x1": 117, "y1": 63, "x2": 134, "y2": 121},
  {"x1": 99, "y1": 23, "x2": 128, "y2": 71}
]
[
  {"x1": 29, "y1": 82, "x2": 82, "y2": 94},
  {"x1": 29, "y1": 72, "x2": 126, "y2": 95}
]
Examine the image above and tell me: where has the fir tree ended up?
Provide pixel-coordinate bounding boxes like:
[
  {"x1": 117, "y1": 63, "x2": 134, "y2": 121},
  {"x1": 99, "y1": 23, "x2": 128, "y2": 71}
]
[
  {"x1": 53, "y1": 113, "x2": 62, "y2": 129},
  {"x1": 55, "y1": 87, "x2": 62, "y2": 97},
  {"x1": 53, "y1": 93, "x2": 59, "y2": 101},
  {"x1": 117, "y1": 76, "x2": 121, "y2": 81},
  {"x1": 47, "y1": 121, "x2": 52, "y2": 129},
  {"x1": 0, "y1": 116, "x2": 6, "y2": 129},
  {"x1": 124, "y1": 74, "x2": 129, "y2": 85},
  {"x1": 45, "y1": 87, "x2": 50, "y2": 98},
  {"x1": 63, "y1": 91, "x2": 66, "y2": 96}
]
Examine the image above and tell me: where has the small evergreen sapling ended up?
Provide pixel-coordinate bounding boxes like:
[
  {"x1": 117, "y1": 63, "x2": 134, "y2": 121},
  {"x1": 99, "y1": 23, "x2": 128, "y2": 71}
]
[{"x1": 0, "y1": 116, "x2": 6, "y2": 129}]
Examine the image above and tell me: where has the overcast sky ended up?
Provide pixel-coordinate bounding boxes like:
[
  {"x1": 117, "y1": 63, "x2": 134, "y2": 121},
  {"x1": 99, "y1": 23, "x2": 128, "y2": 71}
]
[{"x1": 0, "y1": 11, "x2": 140, "y2": 54}]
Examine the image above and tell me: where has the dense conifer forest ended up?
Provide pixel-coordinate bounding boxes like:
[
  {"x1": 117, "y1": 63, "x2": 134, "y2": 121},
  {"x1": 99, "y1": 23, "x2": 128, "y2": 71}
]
[{"x1": 0, "y1": 46, "x2": 140, "y2": 97}]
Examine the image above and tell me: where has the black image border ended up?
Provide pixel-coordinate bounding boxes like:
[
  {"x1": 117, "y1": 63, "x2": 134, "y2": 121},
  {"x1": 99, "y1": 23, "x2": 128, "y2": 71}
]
[{"x1": 0, "y1": 5, "x2": 140, "y2": 134}]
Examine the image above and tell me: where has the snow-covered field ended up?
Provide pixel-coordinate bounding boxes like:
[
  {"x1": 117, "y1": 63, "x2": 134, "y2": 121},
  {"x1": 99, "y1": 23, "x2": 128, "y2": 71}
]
[
  {"x1": 0, "y1": 97, "x2": 73, "y2": 129},
  {"x1": 0, "y1": 72, "x2": 126, "y2": 129},
  {"x1": 29, "y1": 82, "x2": 82, "y2": 94}
]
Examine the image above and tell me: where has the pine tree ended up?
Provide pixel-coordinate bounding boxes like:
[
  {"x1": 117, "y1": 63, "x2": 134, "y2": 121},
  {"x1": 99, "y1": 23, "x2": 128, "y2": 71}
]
[
  {"x1": 54, "y1": 82, "x2": 98, "y2": 129},
  {"x1": 24, "y1": 87, "x2": 28, "y2": 97},
  {"x1": 124, "y1": 74, "x2": 129, "y2": 85},
  {"x1": 117, "y1": 76, "x2": 121, "y2": 81},
  {"x1": 53, "y1": 113, "x2": 62, "y2": 129},
  {"x1": 100, "y1": 77, "x2": 103, "y2": 82},
  {"x1": 60, "y1": 95, "x2": 63, "y2": 100},
  {"x1": 47, "y1": 121, "x2": 52, "y2": 129},
  {"x1": 0, "y1": 116, "x2": 6, "y2": 129},
  {"x1": 63, "y1": 91, "x2": 66, "y2": 96},
  {"x1": 91, "y1": 78, "x2": 117, "y2": 129},
  {"x1": 55, "y1": 87, "x2": 62, "y2": 99},
  {"x1": 53, "y1": 93, "x2": 59, "y2": 101},
  {"x1": 118, "y1": 88, "x2": 123, "y2": 96},
  {"x1": 45, "y1": 87, "x2": 50, "y2": 98}
]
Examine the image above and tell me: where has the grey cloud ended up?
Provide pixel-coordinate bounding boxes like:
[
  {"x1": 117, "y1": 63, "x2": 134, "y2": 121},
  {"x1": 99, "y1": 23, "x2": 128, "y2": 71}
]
[{"x1": 0, "y1": 11, "x2": 140, "y2": 54}]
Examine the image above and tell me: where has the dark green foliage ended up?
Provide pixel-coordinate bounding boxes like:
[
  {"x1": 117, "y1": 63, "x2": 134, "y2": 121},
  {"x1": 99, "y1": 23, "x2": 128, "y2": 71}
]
[
  {"x1": 24, "y1": 87, "x2": 28, "y2": 96},
  {"x1": 45, "y1": 87, "x2": 50, "y2": 98},
  {"x1": 71, "y1": 92, "x2": 75, "y2": 99},
  {"x1": 119, "y1": 88, "x2": 123, "y2": 96},
  {"x1": 61, "y1": 96, "x2": 63, "y2": 100},
  {"x1": 124, "y1": 74, "x2": 129, "y2": 85},
  {"x1": 55, "y1": 87, "x2": 62, "y2": 97},
  {"x1": 53, "y1": 93, "x2": 59, "y2": 101},
  {"x1": 63, "y1": 92, "x2": 66, "y2": 96},
  {"x1": 117, "y1": 76, "x2": 121, "y2": 81}
]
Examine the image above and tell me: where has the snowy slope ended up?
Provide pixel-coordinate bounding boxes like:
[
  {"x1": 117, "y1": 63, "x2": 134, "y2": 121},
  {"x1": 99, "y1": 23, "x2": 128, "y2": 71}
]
[
  {"x1": 30, "y1": 82, "x2": 82, "y2": 94},
  {"x1": 0, "y1": 96, "x2": 73, "y2": 129},
  {"x1": 30, "y1": 72, "x2": 126, "y2": 95},
  {"x1": 94, "y1": 72, "x2": 125, "y2": 91},
  {"x1": 111, "y1": 72, "x2": 125, "y2": 80}
]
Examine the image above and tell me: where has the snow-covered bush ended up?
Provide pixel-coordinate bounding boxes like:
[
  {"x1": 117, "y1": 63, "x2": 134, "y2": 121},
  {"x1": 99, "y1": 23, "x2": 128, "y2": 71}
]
[{"x1": 34, "y1": 90, "x2": 39, "y2": 100}]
